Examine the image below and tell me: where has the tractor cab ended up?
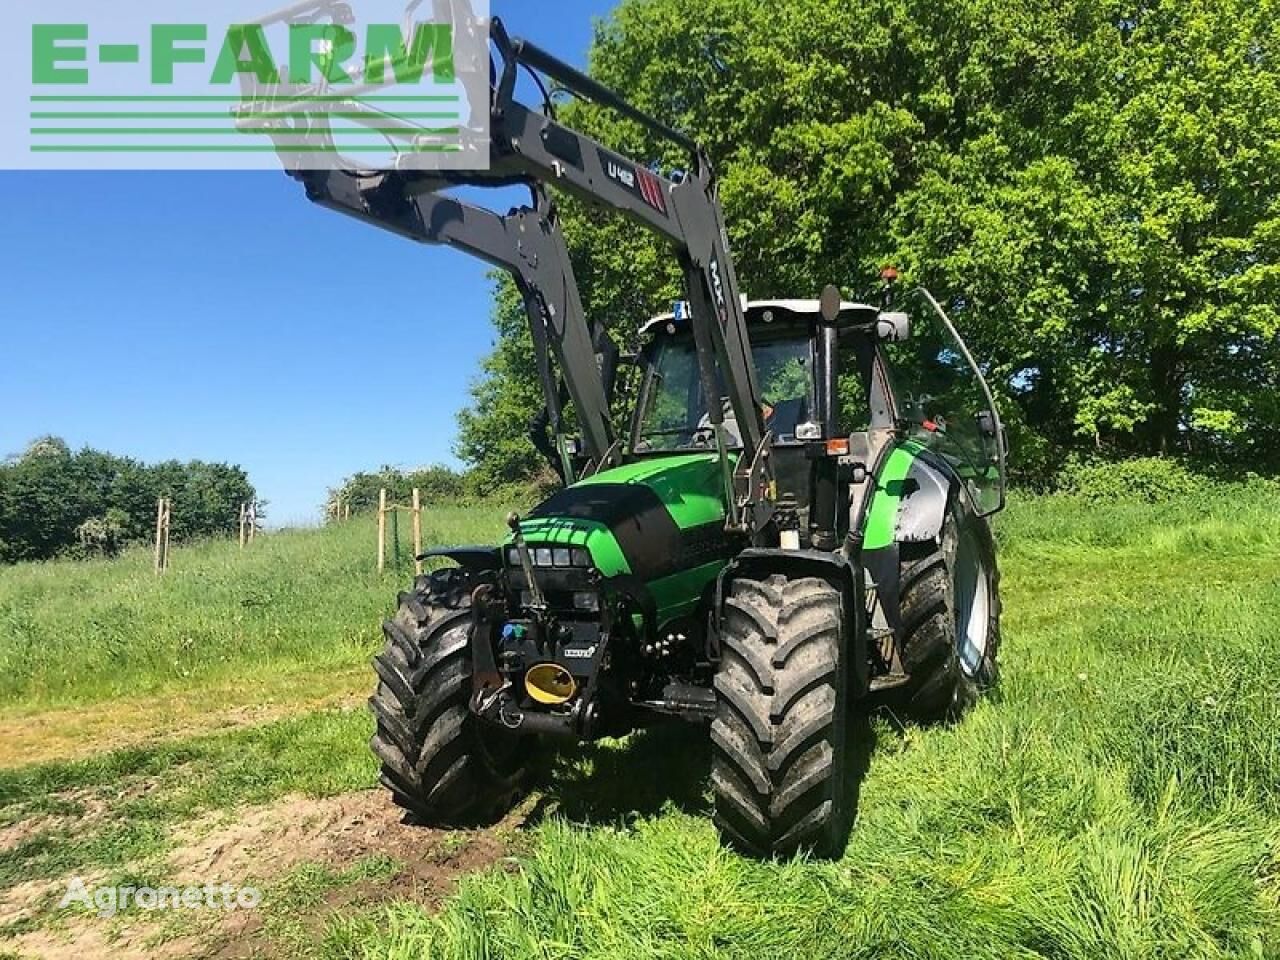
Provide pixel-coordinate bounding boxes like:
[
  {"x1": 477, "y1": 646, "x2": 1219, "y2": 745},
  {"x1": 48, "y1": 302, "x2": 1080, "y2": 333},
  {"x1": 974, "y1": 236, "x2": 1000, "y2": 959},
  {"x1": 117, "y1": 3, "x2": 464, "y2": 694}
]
[
  {"x1": 631, "y1": 298, "x2": 890, "y2": 549},
  {"x1": 630, "y1": 292, "x2": 1006, "y2": 550},
  {"x1": 633, "y1": 299, "x2": 880, "y2": 447}
]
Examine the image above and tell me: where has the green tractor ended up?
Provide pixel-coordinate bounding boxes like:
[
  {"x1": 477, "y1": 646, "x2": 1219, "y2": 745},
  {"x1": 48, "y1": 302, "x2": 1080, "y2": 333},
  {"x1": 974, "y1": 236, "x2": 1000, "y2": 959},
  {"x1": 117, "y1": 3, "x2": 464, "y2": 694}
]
[
  {"x1": 373, "y1": 284, "x2": 1005, "y2": 858},
  {"x1": 266, "y1": 13, "x2": 1007, "y2": 856}
]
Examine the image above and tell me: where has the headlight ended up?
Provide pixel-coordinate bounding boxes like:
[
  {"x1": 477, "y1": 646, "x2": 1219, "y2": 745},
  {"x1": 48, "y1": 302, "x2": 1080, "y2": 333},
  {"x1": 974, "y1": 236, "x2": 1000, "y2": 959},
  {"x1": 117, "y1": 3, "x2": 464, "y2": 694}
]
[
  {"x1": 795, "y1": 421, "x2": 822, "y2": 441},
  {"x1": 511, "y1": 544, "x2": 593, "y2": 569}
]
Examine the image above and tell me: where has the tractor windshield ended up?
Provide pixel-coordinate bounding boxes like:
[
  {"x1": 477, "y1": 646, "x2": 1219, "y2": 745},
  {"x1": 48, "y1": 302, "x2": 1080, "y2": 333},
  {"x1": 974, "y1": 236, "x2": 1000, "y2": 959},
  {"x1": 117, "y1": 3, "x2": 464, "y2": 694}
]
[{"x1": 634, "y1": 334, "x2": 813, "y2": 452}]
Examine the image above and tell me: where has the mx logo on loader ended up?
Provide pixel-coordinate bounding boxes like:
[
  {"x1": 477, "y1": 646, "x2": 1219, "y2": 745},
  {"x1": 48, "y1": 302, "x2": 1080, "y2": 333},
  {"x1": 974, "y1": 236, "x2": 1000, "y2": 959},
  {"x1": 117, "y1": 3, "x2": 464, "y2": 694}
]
[{"x1": 709, "y1": 255, "x2": 728, "y2": 328}]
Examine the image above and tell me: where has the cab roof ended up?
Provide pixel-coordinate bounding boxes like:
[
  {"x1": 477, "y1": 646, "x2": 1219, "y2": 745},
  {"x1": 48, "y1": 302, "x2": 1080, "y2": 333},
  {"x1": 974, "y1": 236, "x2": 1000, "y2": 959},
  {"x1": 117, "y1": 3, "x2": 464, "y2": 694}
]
[{"x1": 639, "y1": 298, "x2": 880, "y2": 338}]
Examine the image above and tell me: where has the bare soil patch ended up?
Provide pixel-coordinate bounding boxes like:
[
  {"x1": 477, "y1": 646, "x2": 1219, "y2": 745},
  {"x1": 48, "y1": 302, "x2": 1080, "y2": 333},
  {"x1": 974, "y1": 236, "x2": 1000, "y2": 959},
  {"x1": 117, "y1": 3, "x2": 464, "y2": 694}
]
[
  {"x1": 5, "y1": 789, "x2": 519, "y2": 960},
  {"x1": 169, "y1": 788, "x2": 506, "y2": 888}
]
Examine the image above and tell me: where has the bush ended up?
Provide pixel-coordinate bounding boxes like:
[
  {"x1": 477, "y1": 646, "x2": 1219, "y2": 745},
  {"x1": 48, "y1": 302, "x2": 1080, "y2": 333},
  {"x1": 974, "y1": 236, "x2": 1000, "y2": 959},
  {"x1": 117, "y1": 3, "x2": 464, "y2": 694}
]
[
  {"x1": 327, "y1": 464, "x2": 466, "y2": 517},
  {"x1": 1055, "y1": 456, "x2": 1202, "y2": 503},
  {"x1": 74, "y1": 508, "x2": 129, "y2": 558}
]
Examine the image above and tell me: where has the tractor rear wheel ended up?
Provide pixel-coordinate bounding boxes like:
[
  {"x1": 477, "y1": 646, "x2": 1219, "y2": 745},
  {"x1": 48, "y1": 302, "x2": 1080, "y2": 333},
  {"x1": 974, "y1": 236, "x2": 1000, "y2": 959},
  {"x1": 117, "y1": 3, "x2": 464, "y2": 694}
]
[
  {"x1": 369, "y1": 582, "x2": 528, "y2": 825},
  {"x1": 894, "y1": 505, "x2": 1001, "y2": 722},
  {"x1": 711, "y1": 574, "x2": 851, "y2": 858}
]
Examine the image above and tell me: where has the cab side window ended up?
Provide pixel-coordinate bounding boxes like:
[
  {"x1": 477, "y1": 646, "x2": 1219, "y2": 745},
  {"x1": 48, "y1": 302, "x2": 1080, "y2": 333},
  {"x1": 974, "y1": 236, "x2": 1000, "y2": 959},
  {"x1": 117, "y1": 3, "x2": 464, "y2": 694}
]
[{"x1": 836, "y1": 332, "x2": 871, "y2": 434}]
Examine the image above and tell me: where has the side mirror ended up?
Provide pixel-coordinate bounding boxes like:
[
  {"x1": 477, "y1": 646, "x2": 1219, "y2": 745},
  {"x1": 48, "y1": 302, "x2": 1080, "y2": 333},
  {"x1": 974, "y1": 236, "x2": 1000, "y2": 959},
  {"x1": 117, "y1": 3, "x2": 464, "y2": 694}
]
[
  {"x1": 974, "y1": 411, "x2": 1007, "y2": 466},
  {"x1": 876, "y1": 311, "x2": 911, "y2": 342},
  {"x1": 976, "y1": 410, "x2": 998, "y2": 439}
]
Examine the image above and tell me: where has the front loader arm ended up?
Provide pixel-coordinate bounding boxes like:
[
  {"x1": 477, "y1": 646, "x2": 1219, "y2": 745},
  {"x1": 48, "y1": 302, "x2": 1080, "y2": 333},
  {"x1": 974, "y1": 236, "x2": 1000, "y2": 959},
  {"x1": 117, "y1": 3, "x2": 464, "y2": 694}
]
[
  {"x1": 251, "y1": 5, "x2": 773, "y2": 536},
  {"x1": 484, "y1": 23, "x2": 766, "y2": 462},
  {"x1": 298, "y1": 171, "x2": 617, "y2": 474},
  {"x1": 480, "y1": 22, "x2": 772, "y2": 534}
]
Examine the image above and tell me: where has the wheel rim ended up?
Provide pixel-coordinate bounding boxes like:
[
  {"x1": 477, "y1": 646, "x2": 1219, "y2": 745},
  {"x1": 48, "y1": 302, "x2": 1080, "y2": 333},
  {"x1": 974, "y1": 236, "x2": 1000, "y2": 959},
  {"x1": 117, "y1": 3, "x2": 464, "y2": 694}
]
[{"x1": 953, "y1": 529, "x2": 991, "y2": 678}]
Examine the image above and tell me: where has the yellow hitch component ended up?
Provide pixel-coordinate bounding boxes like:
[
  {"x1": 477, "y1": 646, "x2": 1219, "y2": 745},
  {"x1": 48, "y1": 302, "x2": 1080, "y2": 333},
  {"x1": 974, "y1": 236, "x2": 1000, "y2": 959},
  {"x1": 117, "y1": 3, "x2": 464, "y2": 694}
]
[{"x1": 524, "y1": 663, "x2": 577, "y2": 705}]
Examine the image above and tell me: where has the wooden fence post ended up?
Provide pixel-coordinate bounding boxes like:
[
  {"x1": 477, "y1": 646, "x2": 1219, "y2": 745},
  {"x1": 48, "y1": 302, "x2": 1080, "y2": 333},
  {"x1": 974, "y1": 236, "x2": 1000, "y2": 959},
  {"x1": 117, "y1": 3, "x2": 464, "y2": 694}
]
[
  {"x1": 238, "y1": 502, "x2": 258, "y2": 548},
  {"x1": 154, "y1": 497, "x2": 171, "y2": 574},
  {"x1": 154, "y1": 498, "x2": 165, "y2": 573},
  {"x1": 377, "y1": 487, "x2": 388, "y2": 574},
  {"x1": 412, "y1": 487, "x2": 423, "y2": 576}
]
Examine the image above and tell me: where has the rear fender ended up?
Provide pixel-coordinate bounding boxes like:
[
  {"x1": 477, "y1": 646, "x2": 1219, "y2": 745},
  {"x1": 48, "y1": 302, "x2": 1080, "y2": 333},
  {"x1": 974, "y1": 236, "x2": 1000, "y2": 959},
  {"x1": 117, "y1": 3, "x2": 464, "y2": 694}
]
[{"x1": 715, "y1": 548, "x2": 868, "y2": 697}]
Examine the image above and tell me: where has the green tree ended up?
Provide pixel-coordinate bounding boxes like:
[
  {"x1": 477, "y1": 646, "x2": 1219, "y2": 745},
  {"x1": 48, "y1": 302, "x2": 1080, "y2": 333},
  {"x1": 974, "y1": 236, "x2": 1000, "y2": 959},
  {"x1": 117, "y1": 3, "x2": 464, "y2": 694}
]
[
  {"x1": 453, "y1": 280, "x2": 550, "y2": 492},
  {"x1": 0, "y1": 438, "x2": 258, "y2": 563},
  {"x1": 455, "y1": 0, "x2": 1280, "y2": 484},
  {"x1": 326, "y1": 462, "x2": 473, "y2": 519}
]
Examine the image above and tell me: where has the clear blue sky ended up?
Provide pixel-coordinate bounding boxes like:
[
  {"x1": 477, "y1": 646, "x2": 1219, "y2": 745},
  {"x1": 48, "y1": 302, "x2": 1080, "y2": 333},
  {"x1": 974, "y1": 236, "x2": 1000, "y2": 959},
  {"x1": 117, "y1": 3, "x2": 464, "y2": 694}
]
[{"x1": 0, "y1": 0, "x2": 615, "y2": 526}]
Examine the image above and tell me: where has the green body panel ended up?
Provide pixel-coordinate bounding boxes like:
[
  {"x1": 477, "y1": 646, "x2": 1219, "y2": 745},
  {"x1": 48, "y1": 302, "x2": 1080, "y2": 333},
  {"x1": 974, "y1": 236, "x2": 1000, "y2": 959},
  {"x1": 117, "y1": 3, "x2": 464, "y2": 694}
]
[
  {"x1": 862, "y1": 441, "x2": 925, "y2": 550},
  {"x1": 647, "y1": 559, "x2": 724, "y2": 624},
  {"x1": 506, "y1": 454, "x2": 733, "y2": 625},
  {"x1": 509, "y1": 515, "x2": 631, "y2": 578},
  {"x1": 575, "y1": 453, "x2": 730, "y2": 530}
]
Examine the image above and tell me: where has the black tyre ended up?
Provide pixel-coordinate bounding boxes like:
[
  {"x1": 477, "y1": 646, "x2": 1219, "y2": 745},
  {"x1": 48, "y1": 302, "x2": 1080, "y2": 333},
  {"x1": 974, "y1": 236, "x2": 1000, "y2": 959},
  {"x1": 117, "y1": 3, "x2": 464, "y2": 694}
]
[
  {"x1": 894, "y1": 504, "x2": 1001, "y2": 722},
  {"x1": 369, "y1": 581, "x2": 527, "y2": 825},
  {"x1": 711, "y1": 574, "x2": 851, "y2": 858}
]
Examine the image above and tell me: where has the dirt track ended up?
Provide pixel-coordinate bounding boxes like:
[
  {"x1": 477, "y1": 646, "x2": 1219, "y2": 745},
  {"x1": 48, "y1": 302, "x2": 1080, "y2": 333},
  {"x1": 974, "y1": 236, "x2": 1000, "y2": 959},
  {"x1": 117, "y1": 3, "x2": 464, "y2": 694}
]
[{"x1": 5, "y1": 788, "x2": 522, "y2": 960}]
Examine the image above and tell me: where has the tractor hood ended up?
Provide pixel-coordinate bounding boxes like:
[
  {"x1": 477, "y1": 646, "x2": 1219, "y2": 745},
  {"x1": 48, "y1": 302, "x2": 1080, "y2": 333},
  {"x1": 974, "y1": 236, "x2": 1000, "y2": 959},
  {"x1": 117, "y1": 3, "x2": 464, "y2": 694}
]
[{"x1": 510, "y1": 453, "x2": 731, "y2": 581}]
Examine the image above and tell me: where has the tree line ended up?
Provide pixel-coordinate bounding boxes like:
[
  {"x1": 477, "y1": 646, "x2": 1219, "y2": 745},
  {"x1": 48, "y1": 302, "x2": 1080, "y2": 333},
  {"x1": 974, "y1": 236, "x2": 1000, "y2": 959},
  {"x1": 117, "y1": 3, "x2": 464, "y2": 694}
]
[
  {"x1": 455, "y1": 0, "x2": 1279, "y2": 489},
  {"x1": 326, "y1": 464, "x2": 468, "y2": 517},
  {"x1": 325, "y1": 462, "x2": 542, "y2": 518},
  {"x1": 0, "y1": 437, "x2": 258, "y2": 563}
]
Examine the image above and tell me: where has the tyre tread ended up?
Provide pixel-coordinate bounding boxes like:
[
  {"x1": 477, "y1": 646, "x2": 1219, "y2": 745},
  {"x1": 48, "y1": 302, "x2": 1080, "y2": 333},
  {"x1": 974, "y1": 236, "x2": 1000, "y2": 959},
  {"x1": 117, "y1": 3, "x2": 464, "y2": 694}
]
[
  {"x1": 711, "y1": 575, "x2": 848, "y2": 858},
  {"x1": 369, "y1": 590, "x2": 526, "y2": 825}
]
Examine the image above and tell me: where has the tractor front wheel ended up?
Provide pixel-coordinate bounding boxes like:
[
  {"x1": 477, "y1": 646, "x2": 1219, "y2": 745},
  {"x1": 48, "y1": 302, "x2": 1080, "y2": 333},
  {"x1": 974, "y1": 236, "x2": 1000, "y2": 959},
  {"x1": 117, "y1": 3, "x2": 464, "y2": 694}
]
[
  {"x1": 711, "y1": 574, "x2": 852, "y2": 858},
  {"x1": 369, "y1": 583, "x2": 528, "y2": 825}
]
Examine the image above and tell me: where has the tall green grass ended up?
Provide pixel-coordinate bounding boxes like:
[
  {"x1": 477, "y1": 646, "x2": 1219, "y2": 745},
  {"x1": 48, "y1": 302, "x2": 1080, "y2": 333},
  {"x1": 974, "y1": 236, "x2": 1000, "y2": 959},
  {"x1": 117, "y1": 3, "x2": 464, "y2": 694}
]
[
  {"x1": 2, "y1": 485, "x2": 1279, "y2": 958},
  {"x1": 0, "y1": 504, "x2": 514, "y2": 707},
  {"x1": 322, "y1": 483, "x2": 1280, "y2": 959}
]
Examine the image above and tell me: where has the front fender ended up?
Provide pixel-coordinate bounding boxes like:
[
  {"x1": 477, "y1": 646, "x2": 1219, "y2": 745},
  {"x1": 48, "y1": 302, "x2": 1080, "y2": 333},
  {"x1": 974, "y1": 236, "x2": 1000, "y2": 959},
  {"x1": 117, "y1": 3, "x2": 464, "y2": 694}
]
[
  {"x1": 864, "y1": 446, "x2": 962, "y2": 549},
  {"x1": 419, "y1": 545, "x2": 502, "y2": 572}
]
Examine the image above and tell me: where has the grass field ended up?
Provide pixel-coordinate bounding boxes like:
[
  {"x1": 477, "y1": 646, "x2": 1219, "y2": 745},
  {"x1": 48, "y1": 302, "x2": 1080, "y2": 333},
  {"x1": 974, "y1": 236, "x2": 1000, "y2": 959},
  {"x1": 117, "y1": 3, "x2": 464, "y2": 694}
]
[{"x1": 1, "y1": 485, "x2": 1278, "y2": 958}]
